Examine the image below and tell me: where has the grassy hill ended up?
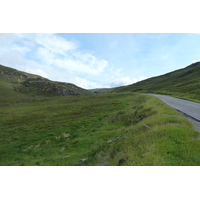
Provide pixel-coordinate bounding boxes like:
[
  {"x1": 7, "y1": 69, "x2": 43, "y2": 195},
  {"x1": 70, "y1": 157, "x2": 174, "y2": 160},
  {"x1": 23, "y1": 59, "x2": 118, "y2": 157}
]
[
  {"x1": 112, "y1": 62, "x2": 200, "y2": 101},
  {"x1": 1, "y1": 63, "x2": 200, "y2": 166},
  {"x1": 0, "y1": 64, "x2": 92, "y2": 97}
]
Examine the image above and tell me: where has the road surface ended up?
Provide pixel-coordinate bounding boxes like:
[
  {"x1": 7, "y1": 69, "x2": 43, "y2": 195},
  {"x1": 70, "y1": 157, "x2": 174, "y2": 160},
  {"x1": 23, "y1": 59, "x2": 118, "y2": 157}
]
[{"x1": 150, "y1": 94, "x2": 200, "y2": 122}]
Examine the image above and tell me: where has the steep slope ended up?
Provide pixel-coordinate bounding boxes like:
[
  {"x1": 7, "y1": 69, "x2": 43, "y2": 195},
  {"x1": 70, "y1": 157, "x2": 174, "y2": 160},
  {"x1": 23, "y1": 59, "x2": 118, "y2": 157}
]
[
  {"x1": 0, "y1": 64, "x2": 92, "y2": 97},
  {"x1": 113, "y1": 62, "x2": 200, "y2": 101}
]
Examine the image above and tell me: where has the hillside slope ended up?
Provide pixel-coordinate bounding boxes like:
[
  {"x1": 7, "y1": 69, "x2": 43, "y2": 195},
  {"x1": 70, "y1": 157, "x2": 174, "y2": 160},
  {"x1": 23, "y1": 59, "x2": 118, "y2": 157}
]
[
  {"x1": 113, "y1": 62, "x2": 200, "y2": 101},
  {"x1": 0, "y1": 64, "x2": 92, "y2": 97}
]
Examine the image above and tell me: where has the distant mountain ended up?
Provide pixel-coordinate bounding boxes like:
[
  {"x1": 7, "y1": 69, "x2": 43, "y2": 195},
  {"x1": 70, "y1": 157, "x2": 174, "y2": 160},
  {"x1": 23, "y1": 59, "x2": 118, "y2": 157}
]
[
  {"x1": 89, "y1": 88, "x2": 114, "y2": 94},
  {"x1": 112, "y1": 62, "x2": 200, "y2": 100},
  {"x1": 0, "y1": 64, "x2": 92, "y2": 97}
]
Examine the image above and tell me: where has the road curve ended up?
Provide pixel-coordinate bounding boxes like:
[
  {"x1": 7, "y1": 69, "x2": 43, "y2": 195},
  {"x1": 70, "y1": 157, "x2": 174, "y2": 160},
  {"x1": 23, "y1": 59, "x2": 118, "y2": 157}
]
[{"x1": 150, "y1": 94, "x2": 200, "y2": 122}]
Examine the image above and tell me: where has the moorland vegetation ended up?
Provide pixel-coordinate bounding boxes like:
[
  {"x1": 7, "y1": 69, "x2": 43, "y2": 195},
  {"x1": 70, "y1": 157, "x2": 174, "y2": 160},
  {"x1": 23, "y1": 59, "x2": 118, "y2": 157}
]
[{"x1": 1, "y1": 63, "x2": 200, "y2": 166}]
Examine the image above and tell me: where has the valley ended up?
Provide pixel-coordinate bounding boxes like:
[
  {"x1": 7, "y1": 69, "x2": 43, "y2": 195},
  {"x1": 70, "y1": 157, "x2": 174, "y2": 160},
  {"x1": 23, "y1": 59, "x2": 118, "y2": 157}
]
[
  {"x1": 96, "y1": 62, "x2": 200, "y2": 103},
  {"x1": 1, "y1": 63, "x2": 200, "y2": 166}
]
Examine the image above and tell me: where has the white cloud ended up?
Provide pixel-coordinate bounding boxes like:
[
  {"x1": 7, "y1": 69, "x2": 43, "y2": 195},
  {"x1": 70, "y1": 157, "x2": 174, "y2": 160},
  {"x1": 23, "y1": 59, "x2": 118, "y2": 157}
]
[
  {"x1": 0, "y1": 33, "x2": 116, "y2": 89},
  {"x1": 73, "y1": 76, "x2": 101, "y2": 89},
  {"x1": 35, "y1": 42, "x2": 108, "y2": 76},
  {"x1": 110, "y1": 40, "x2": 118, "y2": 48},
  {"x1": 11, "y1": 45, "x2": 31, "y2": 55},
  {"x1": 53, "y1": 56, "x2": 108, "y2": 76},
  {"x1": 108, "y1": 76, "x2": 147, "y2": 88},
  {"x1": 35, "y1": 34, "x2": 77, "y2": 55},
  {"x1": 36, "y1": 47, "x2": 55, "y2": 65},
  {"x1": 0, "y1": 49, "x2": 27, "y2": 68},
  {"x1": 0, "y1": 33, "x2": 19, "y2": 45},
  {"x1": 21, "y1": 60, "x2": 53, "y2": 79},
  {"x1": 191, "y1": 59, "x2": 200, "y2": 63}
]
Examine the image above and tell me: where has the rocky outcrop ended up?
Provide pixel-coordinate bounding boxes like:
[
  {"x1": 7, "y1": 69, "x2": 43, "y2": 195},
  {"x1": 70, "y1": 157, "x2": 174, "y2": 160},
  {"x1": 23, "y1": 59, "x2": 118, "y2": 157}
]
[
  {"x1": 0, "y1": 64, "x2": 92, "y2": 96},
  {"x1": 21, "y1": 78, "x2": 89, "y2": 96}
]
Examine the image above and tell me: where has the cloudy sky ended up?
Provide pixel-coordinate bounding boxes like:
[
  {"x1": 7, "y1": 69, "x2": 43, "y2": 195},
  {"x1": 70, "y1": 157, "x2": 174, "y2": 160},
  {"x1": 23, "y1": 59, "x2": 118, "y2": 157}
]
[{"x1": 1, "y1": 33, "x2": 200, "y2": 89}]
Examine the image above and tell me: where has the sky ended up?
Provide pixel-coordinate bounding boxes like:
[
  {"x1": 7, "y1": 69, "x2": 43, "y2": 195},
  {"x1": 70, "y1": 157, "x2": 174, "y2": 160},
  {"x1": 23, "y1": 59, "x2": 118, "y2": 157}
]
[{"x1": 1, "y1": 33, "x2": 200, "y2": 89}]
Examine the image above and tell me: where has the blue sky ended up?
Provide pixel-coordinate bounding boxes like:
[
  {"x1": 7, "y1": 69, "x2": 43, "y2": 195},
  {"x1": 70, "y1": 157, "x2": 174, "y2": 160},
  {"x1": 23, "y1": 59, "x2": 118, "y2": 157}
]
[{"x1": 1, "y1": 33, "x2": 200, "y2": 89}]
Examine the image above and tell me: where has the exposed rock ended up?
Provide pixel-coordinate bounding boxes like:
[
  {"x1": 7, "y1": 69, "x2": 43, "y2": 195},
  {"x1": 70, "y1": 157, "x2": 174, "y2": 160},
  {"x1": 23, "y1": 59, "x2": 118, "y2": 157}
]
[
  {"x1": 0, "y1": 64, "x2": 92, "y2": 96},
  {"x1": 108, "y1": 131, "x2": 130, "y2": 143},
  {"x1": 108, "y1": 136, "x2": 122, "y2": 143},
  {"x1": 62, "y1": 155, "x2": 71, "y2": 159},
  {"x1": 142, "y1": 124, "x2": 151, "y2": 129},
  {"x1": 114, "y1": 136, "x2": 122, "y2": 142},
  {"x1": 79, "y1": 158, "x2": 87, "y2": 163},
  {"x1": 21, "y1": 78, "x2": 90, "y2": 96},
  {"x1": 136, "y1": 115, "x2": 146, "y2": 123}
]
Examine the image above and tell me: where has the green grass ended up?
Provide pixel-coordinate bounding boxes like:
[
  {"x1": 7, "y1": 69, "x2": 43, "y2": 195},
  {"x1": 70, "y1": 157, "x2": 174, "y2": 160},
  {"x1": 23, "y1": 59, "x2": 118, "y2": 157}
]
[
  {"x1": 85, "y1": 95, "x2": 200, "y2": 166},
  {"x1": 1, "y1": 92, "x2": 200, "y2": 166},
  {"x1": 0, "y1": 93, "x2": 134, "y2": 165}
]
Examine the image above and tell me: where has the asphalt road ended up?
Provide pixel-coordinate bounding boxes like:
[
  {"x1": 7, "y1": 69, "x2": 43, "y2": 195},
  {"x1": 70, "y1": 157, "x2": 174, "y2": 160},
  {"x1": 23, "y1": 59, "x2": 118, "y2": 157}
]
[{"x1": 150, "y1": 94, "x2": 200, "y2": 122}]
